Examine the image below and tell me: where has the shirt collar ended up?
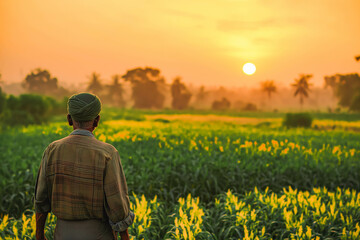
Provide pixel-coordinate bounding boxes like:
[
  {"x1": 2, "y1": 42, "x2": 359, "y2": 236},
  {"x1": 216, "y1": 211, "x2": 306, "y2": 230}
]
[{"x1": 70, "y1": 129, "x2": 95, "y2": 138}]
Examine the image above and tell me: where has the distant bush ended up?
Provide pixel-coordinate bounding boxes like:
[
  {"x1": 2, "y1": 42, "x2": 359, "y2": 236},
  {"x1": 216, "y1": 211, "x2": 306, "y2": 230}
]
[
  {"x1": 212, "y1": 97, "x2": 231, "y2": 111},
  {"x1": 349, "y1": 92, "x2": 360, "y2": 112},
  {"x1": 45, "y1": 96, "x2": 68, "y2": 115},
  {"x1": 242, "y1": 102, "x2": 257, "y2": 111},
  {"x1": 283, "y1": 113, "x2": 313, "y2": 128},
  {"x1": 0, "y1": 94, "x2": 64, "y2": 126}
]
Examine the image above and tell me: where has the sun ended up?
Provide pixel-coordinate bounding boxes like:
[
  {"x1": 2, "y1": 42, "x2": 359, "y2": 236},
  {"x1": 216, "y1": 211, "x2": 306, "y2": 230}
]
[{"x1": 243, "y1": 63, "x2": 256, "y2": 75}]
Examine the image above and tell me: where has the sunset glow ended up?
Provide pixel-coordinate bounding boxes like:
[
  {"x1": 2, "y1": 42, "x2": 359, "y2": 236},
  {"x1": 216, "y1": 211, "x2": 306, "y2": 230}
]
[
  {"x1": 243, "y1": 63, "x2": 256, "y2": 75},
  {"x1": 0, "y1": 0, "x2": 360, "y2": 88}
]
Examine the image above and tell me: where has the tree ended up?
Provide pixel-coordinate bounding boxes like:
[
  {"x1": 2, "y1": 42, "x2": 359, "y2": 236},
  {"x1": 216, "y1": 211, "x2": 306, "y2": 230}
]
[
  {"x1": 324, "y1": 73, "x2": 360, "y2": 108},
  {"x1": 242, "y1": 103, "x2": 257, "y2": 111},
  {"x1": 355, "y1": 55, "x2": 360, "y2": 61},
  {"x1": 350, "y1": 93, "x2": 360, "y2": 112},
  {"x1": 214, "y1": 86, "x2": 227, "y2": 99},
  {"x1": 107, "y1": 75, "x2": 125, "y2": 107},
  {"x1": 212, "y1": 97, "x2": 231, "y2": 111},
  {"x1": 87, "y1": 72, "x2": 103, "y2": 97},
  {"x1": 122, "y1": 67, "x2": 165, "y2": 109},
  {"x1": 171, "y1": 77, "x2": 192, "y2": 110},
  {"x1": 291, "y1": 74, "x2": 313, "y2": 108},
  {"x1": 261, "y1": 80, "x2": 277, "y2": 100},
  {"x1": 193, "y1": 85, "x2": 209, "y2": 109},
  {"x1": 196, "y1": 86, "x2": 207, "y2": 101},
  {"x1": 22, "y1": 68, "x2": 69, "y2": 98}
]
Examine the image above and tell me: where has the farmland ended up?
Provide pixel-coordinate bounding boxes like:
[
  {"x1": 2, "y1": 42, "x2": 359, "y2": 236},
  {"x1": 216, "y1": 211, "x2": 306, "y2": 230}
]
[{"x1": 0, "y1": 110, "x2": 360, "y2": 239}]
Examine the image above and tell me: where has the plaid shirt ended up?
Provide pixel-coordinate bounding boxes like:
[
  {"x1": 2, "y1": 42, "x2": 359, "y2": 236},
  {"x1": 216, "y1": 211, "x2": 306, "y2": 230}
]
[{"x1": 34, "y1": 129, "x2": 134, "y2": 232}]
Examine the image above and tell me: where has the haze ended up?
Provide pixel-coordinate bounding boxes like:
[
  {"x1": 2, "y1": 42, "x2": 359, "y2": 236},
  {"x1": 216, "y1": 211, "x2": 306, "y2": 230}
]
[{"x1": 1, "y1": 0, "x2": 360, "y2": 88}]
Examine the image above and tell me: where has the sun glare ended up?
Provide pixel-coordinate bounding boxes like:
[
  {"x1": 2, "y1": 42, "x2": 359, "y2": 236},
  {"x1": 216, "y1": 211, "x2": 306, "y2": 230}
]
[{"x1": 243, "y1": 63, "x2": 256, "y2": 75}]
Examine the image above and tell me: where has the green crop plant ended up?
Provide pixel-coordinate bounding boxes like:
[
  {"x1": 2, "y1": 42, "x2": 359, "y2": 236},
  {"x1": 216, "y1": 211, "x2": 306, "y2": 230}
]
[
  {"x1": 0, "y1": 116, "x2": 359, "y2": 217},
  {"x1": 1, "y1": 187, "x2": 359, "y2": 239},
  {"x1": 0, "y1": 109, "x2": 359, "y2": 239}
]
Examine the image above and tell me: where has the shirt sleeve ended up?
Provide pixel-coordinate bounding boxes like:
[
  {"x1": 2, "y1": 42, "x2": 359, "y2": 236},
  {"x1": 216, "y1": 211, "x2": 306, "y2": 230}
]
[
  {"x1": 104, "y1": 150, "x2": 135, "y2": 232},
  {"x1": 34, "y1": 147, "x2": 51, "y2": 213}
]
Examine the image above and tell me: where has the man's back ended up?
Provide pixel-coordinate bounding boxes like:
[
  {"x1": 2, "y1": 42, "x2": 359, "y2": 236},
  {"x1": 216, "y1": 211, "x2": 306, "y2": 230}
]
[
  {"x1": 35, "y1": 130, "x2": 133, "y2": 240},
  {"x1": 45, "y1": 133, "x2": 120, "y2": 220}
]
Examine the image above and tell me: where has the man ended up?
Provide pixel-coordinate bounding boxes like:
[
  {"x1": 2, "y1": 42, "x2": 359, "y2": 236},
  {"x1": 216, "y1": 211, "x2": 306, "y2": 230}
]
[{"x1": 34, "y1": 93, "x2": 134, "y2": 240}]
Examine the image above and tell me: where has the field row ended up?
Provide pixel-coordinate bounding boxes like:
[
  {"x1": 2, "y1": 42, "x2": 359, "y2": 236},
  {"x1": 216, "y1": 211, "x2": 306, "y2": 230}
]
[
  {"x1": 0, "y1": 120, "x2": 359, "y2": 217},
  {"x1": 1, "y1": 187, "x2": 359, "y2": 240}
]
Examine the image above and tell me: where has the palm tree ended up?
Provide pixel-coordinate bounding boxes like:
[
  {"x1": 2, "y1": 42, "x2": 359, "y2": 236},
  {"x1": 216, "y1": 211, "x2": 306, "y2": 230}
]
[
  {"x1": 261, "y1": 80, "x2": 277, "y2": 100},
  {"x1": 109, "y1": 74, "x2": 125, "y2": 107},
  {"x1": 87, "y1": 72, "x2": 103, "y2": 96},
  {"x1": 291, "y1": 74, "x2": 313, "y2": 108}
]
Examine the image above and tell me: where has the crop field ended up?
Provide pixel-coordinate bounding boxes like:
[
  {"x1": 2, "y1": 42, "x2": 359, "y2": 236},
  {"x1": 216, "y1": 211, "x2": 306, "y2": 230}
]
[{"x1": 0, "y1": 110, "x2": 360, "y2": 239}]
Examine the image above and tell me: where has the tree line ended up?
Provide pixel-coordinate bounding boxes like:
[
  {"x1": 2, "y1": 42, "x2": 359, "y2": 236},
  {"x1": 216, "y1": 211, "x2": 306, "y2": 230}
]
[
  {"x1": 260, "y1": 73, "x2": 360, "y2": 112},
  {"x1": 259, "y1": 56, "x2": 360, "y2": 112},
  {"x1": 1, "y1": 56, "x2": 360, "y2": 113},
  {"x1": 18, "y1": 67, "x2": 194, "y2": 110}
]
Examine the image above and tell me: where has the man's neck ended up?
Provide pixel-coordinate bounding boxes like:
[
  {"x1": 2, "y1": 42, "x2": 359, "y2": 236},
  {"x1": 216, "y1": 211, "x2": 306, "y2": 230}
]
[{"x1": 73, "y1": 127, "x2": 94, "y2": 133}]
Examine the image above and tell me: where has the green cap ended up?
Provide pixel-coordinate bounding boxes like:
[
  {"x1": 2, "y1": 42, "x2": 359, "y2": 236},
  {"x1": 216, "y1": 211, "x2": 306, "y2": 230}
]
[{"x1": 67, "y1": 93, "x2": 102, "y2": 122}]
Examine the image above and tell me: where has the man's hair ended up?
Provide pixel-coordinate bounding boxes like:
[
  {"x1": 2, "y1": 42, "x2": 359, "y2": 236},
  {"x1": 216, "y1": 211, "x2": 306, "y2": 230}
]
[
  {"x1": 77, "y1": 120, "x2": 93, "y2": 129},
  {"x1": 71, "y1": 116, "x2": 95, "y2": 129}
]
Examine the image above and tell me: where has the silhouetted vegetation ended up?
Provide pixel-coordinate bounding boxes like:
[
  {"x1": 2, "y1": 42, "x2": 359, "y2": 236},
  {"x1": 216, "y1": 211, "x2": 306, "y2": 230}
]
[
  {"x1": 87, "y1": 72, "x2": 103, "y2": 98},
  {"x1": 261, "y1": 80, "x2": 277, "y2": 99},
  {"x1": 22, "y1": 69, "x2": 69, "y2": 98},
  {"x1": 283, "y1": 113, "x2": 313, "y2": 128},
  {"x1": 193, "y1": 85, "x2": 209, "y2": 109},
  {"x1": 242, "y1": 102, "x2": 257, "y2": 111},
  {"x1": 108, "y1": 75, "x2": 125, "y2": 107},
  {"x1": 171, "y1": 77, "x2": 192, "y2": 110},
  {"x1": 324, "y1": 73, "x2": 360, "y2": 111},
  {"x1": 261, "y1": 80, "x2": 277, "y2": 110},
  {"x1": 86, "y1": 73, "x2": 126, "y2": 107},
  {"x1": 212, "y1": 97, "x2": 230, "y2": 111},
  {"x1": 2, "y1": 65, "x2": 359, "y2": 112},
  {"x1": 122, "y1": 67, "x2": 165, "y2": 109},
  {"x1": 291, "y1": 74, "x2": 312, "y2": 108},
  {"x1": 350, "y1": 93, "x2": 360, "y2": 112},
  {"x1": 196, "y1": 86, "x2": 207, "y2": 101}
]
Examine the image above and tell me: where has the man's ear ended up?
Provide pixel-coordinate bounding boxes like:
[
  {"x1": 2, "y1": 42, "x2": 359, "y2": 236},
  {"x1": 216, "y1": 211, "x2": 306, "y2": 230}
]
[
  {"x1": 93, "y1": 115, "x2": 100, "y2": 127},
  {"x1": 67, "y1": 114, "x2": 73, "y2": 126}
]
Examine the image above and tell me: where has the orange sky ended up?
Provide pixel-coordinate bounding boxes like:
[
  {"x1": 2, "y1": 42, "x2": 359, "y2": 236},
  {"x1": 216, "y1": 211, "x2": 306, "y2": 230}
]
[{"x1": 1, "y1": 0, "x2": 360, "y2": 88}]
